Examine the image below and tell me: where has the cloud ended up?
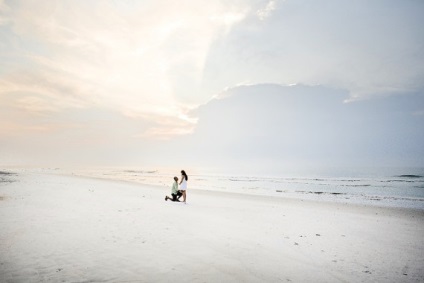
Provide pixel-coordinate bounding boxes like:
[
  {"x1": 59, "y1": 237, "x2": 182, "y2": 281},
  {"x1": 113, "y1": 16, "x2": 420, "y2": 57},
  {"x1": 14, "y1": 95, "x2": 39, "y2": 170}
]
[
  {"x1": 202, "y1": 0, "x2": 424, "y2": 100},
  {"x1": 16, "y1": 96, "x2": 59, "y2": 114},
  {"x1": 181, "y1": 84, "x2": 424, "y2": 169},
  {"x1": 257, "y1": 0, "x2": 278, "y2": 21},
  {"x1": 0, "y1": 104, "x2": 155, "y2": 166},
  {"x1": 123, "y1": 107, "x2": 198, "y2": 140},
  {"x1": 0, "y1": 0, "x2": 253, "y2": 140},
  {"x1": 0, "y1": 0, "x2": 10, "y2": 25}
]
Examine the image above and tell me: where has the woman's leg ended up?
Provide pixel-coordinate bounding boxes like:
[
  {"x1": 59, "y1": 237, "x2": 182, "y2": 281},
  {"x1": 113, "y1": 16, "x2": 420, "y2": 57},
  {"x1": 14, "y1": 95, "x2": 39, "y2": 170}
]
[{"x1": 182, "y1": 191, "x2": 186, "y2": 202}]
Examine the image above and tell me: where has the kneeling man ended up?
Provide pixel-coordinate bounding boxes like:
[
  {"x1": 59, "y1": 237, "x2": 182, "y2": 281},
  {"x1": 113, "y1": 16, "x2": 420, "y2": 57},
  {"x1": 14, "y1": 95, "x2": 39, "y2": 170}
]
[{"x1": 165, "y1": 176, "x2": 182, "y2": 202}]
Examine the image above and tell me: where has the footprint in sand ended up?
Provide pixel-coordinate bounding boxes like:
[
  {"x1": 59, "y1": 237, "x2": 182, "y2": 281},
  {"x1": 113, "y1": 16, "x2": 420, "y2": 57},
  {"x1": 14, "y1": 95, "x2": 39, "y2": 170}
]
[
  {"x1": 363, "y1": 270, "x2": 372, "y2": 274},
  {"x1": 402, "y1": 265, "x2": 409, "y2": 276}
]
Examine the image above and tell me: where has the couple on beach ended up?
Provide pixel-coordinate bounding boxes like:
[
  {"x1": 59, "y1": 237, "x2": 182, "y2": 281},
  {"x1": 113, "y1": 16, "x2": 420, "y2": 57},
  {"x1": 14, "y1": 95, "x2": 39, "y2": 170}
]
[{"x1": 165, "y1": 170, "x2": 188, "y2": 203}]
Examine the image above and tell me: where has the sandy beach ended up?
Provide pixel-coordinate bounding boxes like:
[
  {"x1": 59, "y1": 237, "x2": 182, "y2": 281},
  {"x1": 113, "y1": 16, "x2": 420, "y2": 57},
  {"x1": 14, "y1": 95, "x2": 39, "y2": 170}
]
[{"x1": 1, "y1": 170, "x2": 423, "y2": 282}]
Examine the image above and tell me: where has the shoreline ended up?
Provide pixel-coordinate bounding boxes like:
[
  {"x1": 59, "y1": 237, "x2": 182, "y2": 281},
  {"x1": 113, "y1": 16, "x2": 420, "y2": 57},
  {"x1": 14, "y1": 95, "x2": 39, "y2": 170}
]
[
  {"x1": 49, "y1": 169, "x2": 424, "y2": 212},
  {"x1": 1, "y1": 170, "x2": 423, "y2": 282},
  {"x1": 62, "y1": 167, "x2": 424, "y2": 211}
]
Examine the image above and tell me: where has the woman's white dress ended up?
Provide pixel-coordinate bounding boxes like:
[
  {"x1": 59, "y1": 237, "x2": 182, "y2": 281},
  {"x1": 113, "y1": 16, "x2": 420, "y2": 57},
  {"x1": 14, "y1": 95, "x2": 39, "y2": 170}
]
[{"x1": 180, "y1": 177, "x2": 187, "y2": 190}]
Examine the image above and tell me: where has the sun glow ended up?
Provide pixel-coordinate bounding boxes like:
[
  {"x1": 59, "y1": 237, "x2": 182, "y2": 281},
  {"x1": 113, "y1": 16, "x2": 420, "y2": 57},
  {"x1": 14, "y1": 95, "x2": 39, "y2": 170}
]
[{"x1": 0, "y1": 0, "x2": 250, "y2": 140}]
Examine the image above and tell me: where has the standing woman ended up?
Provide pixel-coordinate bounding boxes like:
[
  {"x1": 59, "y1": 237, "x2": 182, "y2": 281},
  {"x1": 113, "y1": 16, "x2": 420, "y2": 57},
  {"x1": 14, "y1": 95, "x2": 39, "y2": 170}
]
[{"x1": 179, "y1": 170, "x2": 188, "y2": 203}]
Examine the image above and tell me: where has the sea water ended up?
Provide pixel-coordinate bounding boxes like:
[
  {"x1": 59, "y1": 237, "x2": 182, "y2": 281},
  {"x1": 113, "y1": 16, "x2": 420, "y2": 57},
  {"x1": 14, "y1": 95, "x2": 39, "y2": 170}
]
[{"x1": 69, "y1": 166, "x2": 424, "y2": 210}]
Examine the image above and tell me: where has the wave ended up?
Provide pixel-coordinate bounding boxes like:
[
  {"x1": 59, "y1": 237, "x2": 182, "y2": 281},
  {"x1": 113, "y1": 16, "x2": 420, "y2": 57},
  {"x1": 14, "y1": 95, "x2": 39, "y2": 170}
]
[
  {"x1": 295, "y1": 191, "x2": 346, "y2": 195},
  {"x1": 123, "y1": 170, "x2": 158, "y2": 174},
  {"x1": 0, "y1": 171, "x2": 17, "y2": 184},
  {"x1": 340, "y1": 184, "x2": 371, "y2": 187},
  {"x1": 380, "y1": 180, "x2": 417, "y2": 183},
  {"x1": 395, "y1": 175, "x2": 423, "y2": 178},
  {"x1": 229, "y1": 179, "x2": 259, "y2": 182}
]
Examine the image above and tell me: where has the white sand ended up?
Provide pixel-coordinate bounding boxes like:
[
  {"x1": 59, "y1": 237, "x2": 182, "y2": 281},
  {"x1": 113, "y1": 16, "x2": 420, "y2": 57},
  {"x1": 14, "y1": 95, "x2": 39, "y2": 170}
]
[{"x1": 0, "y1": 171, "x2": 423, "y2": 282}]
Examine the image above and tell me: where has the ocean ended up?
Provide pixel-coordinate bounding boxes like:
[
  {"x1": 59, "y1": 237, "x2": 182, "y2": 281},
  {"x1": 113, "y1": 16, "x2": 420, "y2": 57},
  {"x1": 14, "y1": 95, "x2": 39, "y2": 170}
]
[{"x1": 68, "y1": 166, "x2": 424, "y2": 210}]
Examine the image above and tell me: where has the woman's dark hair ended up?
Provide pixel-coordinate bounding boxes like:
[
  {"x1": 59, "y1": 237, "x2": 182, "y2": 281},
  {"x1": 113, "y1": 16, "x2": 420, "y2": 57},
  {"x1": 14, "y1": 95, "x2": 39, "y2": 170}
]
[{"x1": 181, "y1": 170, "x2": 188, "y2": 181}]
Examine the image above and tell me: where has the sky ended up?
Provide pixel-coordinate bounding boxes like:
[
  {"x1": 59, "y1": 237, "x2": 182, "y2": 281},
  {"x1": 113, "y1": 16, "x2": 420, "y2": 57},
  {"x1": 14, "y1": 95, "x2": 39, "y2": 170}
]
[{"x1": 0, "y1": 0, "x2": 423, "y2": 172}]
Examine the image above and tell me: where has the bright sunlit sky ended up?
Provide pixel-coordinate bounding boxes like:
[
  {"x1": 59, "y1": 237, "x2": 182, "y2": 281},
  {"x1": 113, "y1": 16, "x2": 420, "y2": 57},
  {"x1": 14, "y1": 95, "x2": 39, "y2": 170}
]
[{"x1": 1, "y1": 0, "x2": 423, "y2": 171}]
